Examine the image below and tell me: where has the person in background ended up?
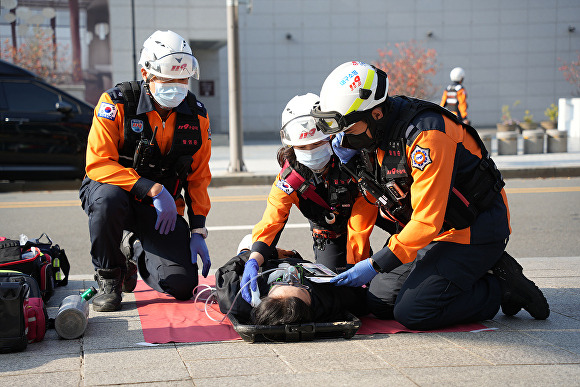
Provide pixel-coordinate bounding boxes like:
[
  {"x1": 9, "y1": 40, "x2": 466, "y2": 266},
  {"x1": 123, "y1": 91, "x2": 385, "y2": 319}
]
[
  {"x1": 79, "y1": 30, "x2": 211, "y2": 312},
  {"x1": 440, "y1": 67, "x2": 470, "y2": 125}
]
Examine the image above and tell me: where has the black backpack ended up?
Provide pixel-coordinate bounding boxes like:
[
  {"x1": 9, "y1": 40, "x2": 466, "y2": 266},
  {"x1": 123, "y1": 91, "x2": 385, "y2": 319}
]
[{"x1": 0, "y1": 234, "x2": 70, "y2": 301}]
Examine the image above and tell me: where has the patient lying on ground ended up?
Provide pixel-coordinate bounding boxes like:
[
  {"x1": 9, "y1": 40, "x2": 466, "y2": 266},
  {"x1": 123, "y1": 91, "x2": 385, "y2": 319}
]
[{"x1": 215, "y1": 244, "x2": 368, "y2": 326}]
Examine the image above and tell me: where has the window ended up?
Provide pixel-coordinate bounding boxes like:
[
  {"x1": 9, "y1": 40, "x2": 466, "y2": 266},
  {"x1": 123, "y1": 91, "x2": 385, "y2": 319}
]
[{"x1": 3, "y1": 81, "x2": 61, "y2": 113}]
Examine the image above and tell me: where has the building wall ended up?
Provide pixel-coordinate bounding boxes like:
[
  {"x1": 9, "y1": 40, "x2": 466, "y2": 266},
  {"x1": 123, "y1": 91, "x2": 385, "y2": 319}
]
[{"x1": 110, "y1": 0, "x2": 580, "y2": 134}]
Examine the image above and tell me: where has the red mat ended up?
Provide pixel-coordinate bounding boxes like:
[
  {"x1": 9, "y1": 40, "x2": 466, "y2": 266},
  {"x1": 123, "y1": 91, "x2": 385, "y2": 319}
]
[{"x1": 134, "y1": 278, "x2": 489, "y2": 344}]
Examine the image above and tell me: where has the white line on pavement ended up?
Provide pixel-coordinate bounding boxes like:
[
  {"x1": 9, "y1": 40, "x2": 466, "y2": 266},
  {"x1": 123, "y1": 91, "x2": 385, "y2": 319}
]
[{"x1": 207, "y1": 223, "x2": 310, "y2": 231}]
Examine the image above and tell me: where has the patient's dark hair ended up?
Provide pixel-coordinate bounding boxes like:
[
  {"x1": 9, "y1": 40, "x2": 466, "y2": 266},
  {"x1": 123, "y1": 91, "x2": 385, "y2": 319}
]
[{"x1": 252, "y1": 296, "x2": 313, "y2": 325}]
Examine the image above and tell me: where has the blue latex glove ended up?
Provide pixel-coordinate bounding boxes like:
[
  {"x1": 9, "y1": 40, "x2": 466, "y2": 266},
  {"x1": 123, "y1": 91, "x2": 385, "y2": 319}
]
[
  {"x1": 190, "y1": 233, "x2": 211, "y2": 277},
  {"x1": 329, "y1": 258, "x2": 378, "y2": 287},
  {"x1": 332, "y1": 132, "x2": 359, "y2": 164},
  {"x1": 151, "y1": 186, "x2": 177, "y2": 235},
  {"x1": 241, "y1": 258, "x2": 260, "y2": 305}
]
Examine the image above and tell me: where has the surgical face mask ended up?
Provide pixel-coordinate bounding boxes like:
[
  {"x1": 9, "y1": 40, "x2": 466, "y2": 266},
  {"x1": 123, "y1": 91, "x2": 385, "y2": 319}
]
[
  {"x1": 293, "y1": 142, "x2": 333, "y2": 172},
  {"x1": 151, "y1": 82, "x2": 188, "y2": 109},
  {"x1": 342, "y1": 129, "x2": 375, "y2": 150}
]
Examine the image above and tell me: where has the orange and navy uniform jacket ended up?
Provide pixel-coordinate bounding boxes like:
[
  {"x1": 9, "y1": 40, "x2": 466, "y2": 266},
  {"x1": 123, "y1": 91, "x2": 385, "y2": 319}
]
[
  {"x1": 371, "y1": 97, "x2": 511, "y2": 273},
  {"x1": 85, "y1": 83, "x2": 212, "y2": 229},
  {"x1": 440, "y1": 83, "x2": 468, "y2": 121},
  {"x1": 250, "y1": 156, "x2": 378, "y2": 265}
]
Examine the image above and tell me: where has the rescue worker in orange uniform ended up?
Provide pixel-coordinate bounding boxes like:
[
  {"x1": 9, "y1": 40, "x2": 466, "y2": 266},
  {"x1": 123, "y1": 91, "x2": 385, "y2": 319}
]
[
  {"x1": 440, "y1": 67, "x2": 470, "y2": 125},
  {"x1": 79, "y1": 30, "x2": 211, "y2": 312},
  {"x1": 239, "y1": 94, "x2": 413, "y2": 311},
  {"x1": 312, "y1": 61, "x2": 550, "y2": 330}
]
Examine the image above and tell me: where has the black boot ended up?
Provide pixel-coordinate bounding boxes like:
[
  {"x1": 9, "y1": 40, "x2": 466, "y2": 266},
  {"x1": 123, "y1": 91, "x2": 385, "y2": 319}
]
[
  {"x1": 492, "y1": 252, "x2": 550, "y2": 320},
  {"x1": 93, "y1": 267, "x2": 123, "y2": 312},
  {"x1": 120, "y1": 231, "x2": 141, "y2": 293}
]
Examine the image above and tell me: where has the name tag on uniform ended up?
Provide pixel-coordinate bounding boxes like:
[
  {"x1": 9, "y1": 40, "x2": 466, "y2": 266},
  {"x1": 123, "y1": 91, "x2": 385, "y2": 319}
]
[{"x1": 97, "y1": 102, "x2": 117, "y2": 121}]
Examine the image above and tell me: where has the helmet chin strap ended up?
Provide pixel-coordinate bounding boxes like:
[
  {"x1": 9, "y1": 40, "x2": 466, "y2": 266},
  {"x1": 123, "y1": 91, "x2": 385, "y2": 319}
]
[{"x1": 143, "y1": 72, "x2": 154, "y2": 96}]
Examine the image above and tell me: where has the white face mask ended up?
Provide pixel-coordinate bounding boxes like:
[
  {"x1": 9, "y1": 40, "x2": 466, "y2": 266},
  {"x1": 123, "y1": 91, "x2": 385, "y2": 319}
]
[
  {"x1": 151, "y1": 82, "x2": 188, "y2": 109},
  {"x1": 294, "y1": 142, "x2": 333, "y2": 172}
]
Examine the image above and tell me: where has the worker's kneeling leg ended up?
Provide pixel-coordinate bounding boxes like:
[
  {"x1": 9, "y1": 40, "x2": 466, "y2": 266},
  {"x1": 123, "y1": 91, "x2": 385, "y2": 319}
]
[
  {"x1": 367, "y1": 262, "x2": 414, "y2": 320},
  {"x1": 393, "y1": 274, "x2": 459, "y2": 331}
]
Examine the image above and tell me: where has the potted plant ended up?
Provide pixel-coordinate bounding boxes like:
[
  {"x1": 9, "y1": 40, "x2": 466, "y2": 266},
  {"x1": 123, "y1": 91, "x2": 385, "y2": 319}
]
[
  {"x1": 519, "y1": 110, "x2": 539, "y2": 130},
  {"x1": 541, "y1": 103, "x2": 558, "y2": 130},
  {"x1": 497, "y1": 100, "x2": 520, "y2": 132}
]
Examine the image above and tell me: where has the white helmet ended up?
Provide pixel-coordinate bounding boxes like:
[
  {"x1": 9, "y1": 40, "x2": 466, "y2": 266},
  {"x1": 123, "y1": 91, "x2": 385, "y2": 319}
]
[
  {"x1": 312, "y1": 61, "x2": 388, "y2": 134},
  {"x1": 450, "y1": 67, "x2": 465, "y2": 83},
  {"x1": 236, "y1": 234, "x2": 253, "y2": 254},
  {"x1": 138, "y1": 30, "x2": 199, "y2": 80},
  {"x1": 280, "y1": 93, "x2": 330, "y2": 146}
]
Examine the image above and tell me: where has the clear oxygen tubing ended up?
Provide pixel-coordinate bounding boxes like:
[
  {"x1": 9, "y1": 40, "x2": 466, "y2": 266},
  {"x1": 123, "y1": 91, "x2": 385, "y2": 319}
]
[{"x1": 193, "y1": 267, "x2": 281, "y2": 323}]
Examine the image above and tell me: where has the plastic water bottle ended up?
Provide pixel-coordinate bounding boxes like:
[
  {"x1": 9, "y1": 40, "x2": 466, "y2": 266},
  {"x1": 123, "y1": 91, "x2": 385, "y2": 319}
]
[{"x1": 54, "y1": 287, "x2": 97, "y2": 340}]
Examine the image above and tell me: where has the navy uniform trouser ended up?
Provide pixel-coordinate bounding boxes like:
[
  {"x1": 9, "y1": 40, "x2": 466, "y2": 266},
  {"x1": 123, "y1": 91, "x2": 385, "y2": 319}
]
[
  {"x1": 368, "y1": 240, "x2": 506, "y2": 330},
  {"x1": 79, "y1": 178, "x2": 198, "y2": 300}
]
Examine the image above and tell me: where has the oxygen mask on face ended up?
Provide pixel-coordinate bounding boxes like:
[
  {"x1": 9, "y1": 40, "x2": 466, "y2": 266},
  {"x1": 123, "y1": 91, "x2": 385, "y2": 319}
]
[{"x1": 267, "y1": 265, "x2": 308, "y2": 290}]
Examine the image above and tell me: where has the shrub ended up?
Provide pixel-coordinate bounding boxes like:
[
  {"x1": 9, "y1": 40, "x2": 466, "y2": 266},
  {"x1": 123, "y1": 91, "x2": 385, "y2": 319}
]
[
  {"x1": 1, "y1": 26, "x2": 71, "y2": 85},
  {"x1": 559, "y1": 53, "x2": 580, "y2": 96},
  {"x1": 501, "y1": 100, "x2": 520, "y2": 125},
  {"x1": 372, "y1": 40, "x2": 439, "y2": 100},
  {"x1": 544, "y1": 103, "x2": 558, "y2": 122}
]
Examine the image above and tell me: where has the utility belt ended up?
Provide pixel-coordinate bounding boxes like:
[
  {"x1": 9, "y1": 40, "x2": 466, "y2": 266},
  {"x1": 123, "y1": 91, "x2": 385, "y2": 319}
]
[{"x1": 312, "y1": 229, "x2": 343, "y2": 251}]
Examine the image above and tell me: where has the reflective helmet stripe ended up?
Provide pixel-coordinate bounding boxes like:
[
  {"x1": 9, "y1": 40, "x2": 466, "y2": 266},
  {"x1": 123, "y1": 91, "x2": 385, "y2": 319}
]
[{"x1": 345, "y1": 68, "x2": 375, "y2": 115}]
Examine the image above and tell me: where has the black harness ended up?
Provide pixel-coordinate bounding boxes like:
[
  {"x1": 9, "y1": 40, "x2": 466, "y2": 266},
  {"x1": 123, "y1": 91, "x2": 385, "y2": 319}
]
[
  {"x1": 364, "y1": 96, "x2": 504, "y2": 230},
  {"x1": 113, "y1": 81, "x2": 203, "y2": 198},
  {"x1": 279, "y1": 157, "x2": 359, "y2": 250}
]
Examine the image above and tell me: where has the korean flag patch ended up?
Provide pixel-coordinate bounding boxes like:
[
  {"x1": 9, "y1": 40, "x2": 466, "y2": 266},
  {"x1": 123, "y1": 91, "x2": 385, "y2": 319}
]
[
  {"x1": 276, "y1": 179, "x2": 294, "y2": 195},
  {"x1": 97, "y1": 102, "x2": 117, "y2": 121},
  {"x1": 410, "y1": 145, "x2": 432, "y2": 171}
]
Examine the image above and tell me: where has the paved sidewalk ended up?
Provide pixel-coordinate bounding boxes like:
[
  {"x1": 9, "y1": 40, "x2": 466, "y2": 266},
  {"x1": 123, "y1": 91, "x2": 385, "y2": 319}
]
[{"x1": 0, "y1": 257, "x2": 579, "y2": 386}]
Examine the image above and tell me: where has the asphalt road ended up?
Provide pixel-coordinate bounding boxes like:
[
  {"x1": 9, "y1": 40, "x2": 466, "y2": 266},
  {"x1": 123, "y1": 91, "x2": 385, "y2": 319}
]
[{"x1": 0, "y1": 177, "x2": 579, "y2": 276}]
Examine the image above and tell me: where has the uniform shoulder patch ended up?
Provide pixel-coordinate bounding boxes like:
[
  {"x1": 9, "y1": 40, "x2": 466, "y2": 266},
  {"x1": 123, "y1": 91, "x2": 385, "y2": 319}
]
[
  {"x1": 97, "y1": 102, "x2": 118, "y2": 121},
  {"x1": 410, "y1": 145, "x2": 432, "y2": 171},
  {"x1": 276, "y1": 179, "x2": 294, "y2": 195},
  {"x1": 106, "y1": 87, "x2": 124, "y2": 103},
  {"x1": 195, "y1": 99, "x2": 207, "y2": 117}
]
